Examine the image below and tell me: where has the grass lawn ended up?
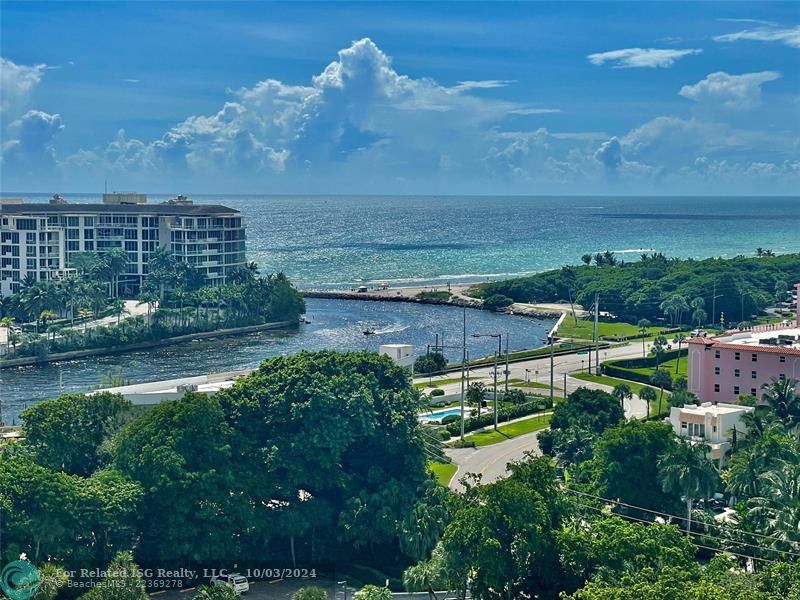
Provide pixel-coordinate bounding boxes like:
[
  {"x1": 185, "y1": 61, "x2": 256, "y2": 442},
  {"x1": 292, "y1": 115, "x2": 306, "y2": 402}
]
[
  {"x1": 429, "y1": 461, "x2": 457, "y2": 486},
  {"x1": 414, "y1": 376, "x2": 467, "y2": 389},
  {"x1": 465, "y1": 413, "x2": 552, "y2": 447},
  {"x1": 508, "y1": 379, "x2": 558, "y2": 391},
  {"x1": 621, "y1": 355, "x2": 688, "y2": 379},
  {"x1": 557, "y1": 319, "x2": 668, "y2": 341},
  {"x1": 571, "y1": 372, "x2": 671, "y2": 417}
]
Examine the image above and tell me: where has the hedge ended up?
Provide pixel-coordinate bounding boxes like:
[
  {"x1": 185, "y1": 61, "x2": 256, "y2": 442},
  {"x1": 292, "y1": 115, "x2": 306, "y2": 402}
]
[
  {"x1": 445, "y1": 397, "x2": 553, "y2": 436},
  {"x1": 602, "y1": 348, "x2": 686, "y2": 390}
]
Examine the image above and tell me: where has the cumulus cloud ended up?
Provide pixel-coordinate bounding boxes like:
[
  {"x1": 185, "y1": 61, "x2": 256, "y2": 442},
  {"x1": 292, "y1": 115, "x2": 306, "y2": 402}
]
[
  {"x1": 678, "y1": 71, "x2": 781, "y2": 109},
  {"x1": 449, "y1": 80, "x2": 515, "y2": 92},
  {"x1": 0, "y1": 57, "x2": 47, "y2": 113},
  {"x1": 714, "y1": 24, "x2": 800, "y2": 48},
  {"x1": 2, "y1": 110, "x2": 64, "y2": 170},
  {"x1": 587, "y1": 47, "x2": 702, "y2": 68}
]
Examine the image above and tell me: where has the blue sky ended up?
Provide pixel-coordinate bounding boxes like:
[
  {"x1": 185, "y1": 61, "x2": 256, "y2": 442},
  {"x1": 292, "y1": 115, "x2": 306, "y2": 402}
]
[{"x1": 1, "y1": 1, "x2": 798, "y2": 194}]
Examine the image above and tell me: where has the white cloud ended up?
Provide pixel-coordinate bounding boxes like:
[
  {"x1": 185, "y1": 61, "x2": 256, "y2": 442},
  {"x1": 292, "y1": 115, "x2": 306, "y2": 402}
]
[
  {"x1": 450, "y1": 80, "x2": 515, "y2": 92},
  {"x1": 0, "y1": 57, "x2": 47, "y2": 112},
  {"x1": 509, "y1": 107, "x2": 562, "y2": 115},
  {"x1": 587, "y1": 47, "x2": 702, "y2": 68},
  {"x1": 678, "y1": 71, "x2": 781, "y2": 109},
  {"x1": 714, "y1": 24, "x2": 800, "y2": 48},
  {"x1": 2, "y1": 110, "x2": 64, "y2": 171}
]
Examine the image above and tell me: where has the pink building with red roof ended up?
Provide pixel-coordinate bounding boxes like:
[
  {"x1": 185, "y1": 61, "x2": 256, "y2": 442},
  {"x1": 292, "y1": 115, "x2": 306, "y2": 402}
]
[{"x1": 687, "y1": 283, "x2": 800, "y2": 404}]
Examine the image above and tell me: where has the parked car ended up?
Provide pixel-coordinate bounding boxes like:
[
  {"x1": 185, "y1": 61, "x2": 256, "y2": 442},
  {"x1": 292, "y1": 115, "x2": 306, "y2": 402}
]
[{"x1": 211, "y1": 573, "x2": 250, "y2": 594}]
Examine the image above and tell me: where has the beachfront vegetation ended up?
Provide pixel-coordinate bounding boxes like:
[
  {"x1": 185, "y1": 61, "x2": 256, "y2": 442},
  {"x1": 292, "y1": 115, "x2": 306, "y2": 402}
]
[
  {"x1": 1, "y1": 254, "x2": 305, "y2": 361},
  {"x1": 470, "y1": 252, "x2": 800, "y2": 324}
]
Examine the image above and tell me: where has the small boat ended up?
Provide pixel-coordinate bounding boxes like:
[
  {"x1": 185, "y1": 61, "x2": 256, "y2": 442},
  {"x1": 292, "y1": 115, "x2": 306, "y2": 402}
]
[
  {"x1": 299, "y1": 316, "x2": 311, "y2": 324},
  {"x1": 363, "y1": 329, "x2": 376, "y2": 336}
]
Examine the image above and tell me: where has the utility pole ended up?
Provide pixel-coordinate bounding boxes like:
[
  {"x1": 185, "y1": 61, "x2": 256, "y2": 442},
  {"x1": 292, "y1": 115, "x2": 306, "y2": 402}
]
[
  {"x1": 549, "y1": 331, "x2": 555, "y2": 404},
  {"x1": 504, "y1": 334, "x2": 510, "y2": 392},
  {"x1": 493, "y1": 346, "x2": 499, "y2": 430},
  {"x1": 593, "y1": 293, "x2": 600, "y2": 374},
  {"x1": 564, "y1": 372, "x2": 567, "y2": 397},
  {"x1": 460, "y1": 307, "x2": 466, "y2": 442}
]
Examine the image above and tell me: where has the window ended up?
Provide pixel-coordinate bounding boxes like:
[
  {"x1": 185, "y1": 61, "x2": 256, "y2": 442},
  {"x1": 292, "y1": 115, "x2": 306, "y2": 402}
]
[
  {"x1": 714, "y1": 383, "x2": 720, "y2": 392},
  {"x1": 16, "y1": 219, "x2": 37, "y2": 231},
  {"x1": 751, "y1": 353, "x2": 758, "y2": 362},
  {"x1": 734, "y1": 386, "x2": 740, "y2": 395},
  {"x1": 67, "y1": 216, "x2": 79, "y2": 226},
  {"x1": 681, "y1": 422, "x2": 687, "y2": 429},
  {"x1": 779, "y1": 374, "x2": 786, "y2": 382},
  {"x1": 751, "y1": 371, "x2": 757, "y2": 379},
  {"x1": 751, "y1": 388, "x2": 757, "y2": 395},
  {"x1": 26, "y1": 232, "x2": 36, "y2": 244},
  {"x1": 84, "y1": 216, "x2": 94, "y2": 226},
  {"x1": 84, "y1": 229, "x2": 94, "y2": 239},
  {"x1": 714, "y1": 367, "x2": 720, "y2": 375},
  {"x1": 734, "y1": 369, "x2": 740, "y2": 378},
  {"x1": 714, "y1": 349, "x2": 721, "y2": 358},
  {"x1": 734, "y1": 352, "x2": 740, "y2": 360},
  {"x1": 780, "y1": 356, "x2": 786, "y2": 363}
]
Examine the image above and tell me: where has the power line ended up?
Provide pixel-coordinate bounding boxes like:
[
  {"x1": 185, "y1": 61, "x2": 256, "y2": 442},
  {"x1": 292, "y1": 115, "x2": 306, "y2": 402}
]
[
  {"x1": 564, "y1": 489, "x2": 800, "y2": 561},
  {"x1": 569, "y1": 500, "x2": 783, "y2": 565}
]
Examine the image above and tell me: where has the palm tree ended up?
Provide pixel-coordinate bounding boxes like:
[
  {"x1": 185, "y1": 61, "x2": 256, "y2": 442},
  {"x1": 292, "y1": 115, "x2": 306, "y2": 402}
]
[
  {"x1": 109, "y1": 298, "x2": 128, "y2": 325},
  {"x1": 761, "y1": 378, "x2": 800, "y2": 430},
  {"x1": 658, "y1": 440, "x2": 718, "y2": 533},
  {"x1": 612, "y1": 383, "x2": 632, "y2": 406},
  {"x1": 637, "y1": 318, "x2": 651, "y2": 358},
  {"x1": 650, "y1": 335, "x2": 668, "y2": 369},
  {"x1": 60, "y1": 274, "x2": 83, "y2": 327},
  {"x1": 651, "y1": 369, "x2": 672, "y2": 415},
  {"x1": 672, "y1": 333, "x2": 687, "y2": 374},
  {"x1": 137, "y1": 291, "x2": 158, "y2": 325},
  {"x1": 660, "y1": 294, "x2": 689, "y2": 326},
  {"x1": 102, "y1": 248, "x2": 128, "y2": 298},
  {"x1": 747, "y1": 461, "x2": 800, "y2": 552},
  {"x1": 639, "y1": 386, "x2": 657, "y2": 418},
  {"x1": 402, "y1": 543, "x2": 449, "y2": 600}
]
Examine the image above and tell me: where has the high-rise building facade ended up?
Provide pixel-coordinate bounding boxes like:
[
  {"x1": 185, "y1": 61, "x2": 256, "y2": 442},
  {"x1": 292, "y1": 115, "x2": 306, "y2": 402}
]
[{"x1": 0, "y1": 194, "x2": 246, "y2": 296}]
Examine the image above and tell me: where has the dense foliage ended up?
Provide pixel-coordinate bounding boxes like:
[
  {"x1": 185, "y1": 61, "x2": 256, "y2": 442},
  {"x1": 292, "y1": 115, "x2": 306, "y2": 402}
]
[{"x1": 471, "y1": 252, "x2": 800, "y2": 323}]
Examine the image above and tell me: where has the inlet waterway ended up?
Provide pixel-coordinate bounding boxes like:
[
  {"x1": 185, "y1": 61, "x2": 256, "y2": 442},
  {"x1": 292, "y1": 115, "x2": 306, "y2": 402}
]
[{"x1": 0, "y1": 298, "x2": 555, "y2": 422}]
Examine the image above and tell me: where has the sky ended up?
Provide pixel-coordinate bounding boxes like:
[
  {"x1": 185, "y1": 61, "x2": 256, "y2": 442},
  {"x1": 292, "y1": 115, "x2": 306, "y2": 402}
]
[{"x1": 1, "y1": 1, "x2": 798, "y2": 195}]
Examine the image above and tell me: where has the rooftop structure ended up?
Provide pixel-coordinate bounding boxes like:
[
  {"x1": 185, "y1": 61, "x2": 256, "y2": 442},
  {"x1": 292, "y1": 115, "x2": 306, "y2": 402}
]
[
  {"x1": 687, "y1": 283, "x2": 800, "y2": 404},
  {"x1": 379, "y1": 344, "x2": 415, "y2": 369},
  {"x1": 1, "y1": 195, "x2": 246, "y2": 296},
  {"x1": 669, "y1": 401, "x2": 754, "y2": 464}
]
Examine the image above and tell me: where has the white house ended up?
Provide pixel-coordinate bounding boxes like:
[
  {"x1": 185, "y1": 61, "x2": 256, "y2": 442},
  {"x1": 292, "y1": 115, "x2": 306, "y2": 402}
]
[
  {"x1": 379, "y1": 344, "x2": 415, "y2": 369},
  {"x1": 669, "y1": 401, "x2": 754, "y2": 465}
]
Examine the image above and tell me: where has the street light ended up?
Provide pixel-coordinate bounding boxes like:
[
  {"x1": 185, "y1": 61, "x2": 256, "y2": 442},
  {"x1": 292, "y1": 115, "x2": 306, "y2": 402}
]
[{"x1": 473, "y1": 332, "x2": 503, "y2": 430}]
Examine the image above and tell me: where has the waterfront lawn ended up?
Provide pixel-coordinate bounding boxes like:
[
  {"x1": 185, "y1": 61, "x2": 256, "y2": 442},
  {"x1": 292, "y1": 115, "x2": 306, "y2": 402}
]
[
  {"x1": 508, "y1": 378, "x2": 557, "y2": 390},
  {"x1": 465, "y1": 413, "x2": 552, "y2": 447},
  {"x1": 414, "y1": 376, "x2": 467, "y2": 389},
  {"x1": 557, "y1": 320, "x2": 667, "y2": 341},
  {"x1": 571, "y1": 372, "x2": 670, "y2": 416},
  {"x1": 429, "y1": 461, "x2": 457, "y2": 486}
]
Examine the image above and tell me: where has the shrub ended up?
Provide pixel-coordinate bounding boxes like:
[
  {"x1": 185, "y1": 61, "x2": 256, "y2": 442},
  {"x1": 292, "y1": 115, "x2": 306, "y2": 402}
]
[
  {"x1": 292, "y1": 587, "x2": 327, "y2": 600},
  {"x1": 441, "y1": 414, "x2": 460, "y2": 426},
  {"x1": 430, "y1": 388, "x2": 445, "y2": 397},
  {"x1": 484, "y1": 294, "x2": 514, "y2": 309},
  {"x1": 445, "y1": 398, "x2": 552, "y2": 435},
  {"x1": 414, "y1": 352, "x2": 447, "y2": 374}
]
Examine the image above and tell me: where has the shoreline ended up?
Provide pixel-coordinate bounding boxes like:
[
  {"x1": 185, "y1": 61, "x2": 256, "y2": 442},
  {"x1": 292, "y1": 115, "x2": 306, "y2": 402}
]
[
  {"x1": 0, "y1": 320, "x2": 297, "y2": 369},
  {"x1": 302, "y1": 283, "x2": 576, "y2": 319}
]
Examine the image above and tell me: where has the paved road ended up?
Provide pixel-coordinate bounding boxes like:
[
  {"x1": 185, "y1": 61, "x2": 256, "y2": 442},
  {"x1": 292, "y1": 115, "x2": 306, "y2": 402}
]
[{"x1": 445, "y1": 428, "x2": 544, "y2": 492}]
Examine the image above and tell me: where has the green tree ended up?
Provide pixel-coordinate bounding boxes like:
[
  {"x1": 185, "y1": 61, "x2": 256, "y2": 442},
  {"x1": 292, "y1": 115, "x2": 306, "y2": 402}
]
[
  {"x1": 21, "y1": 392, "x2": 131, "y2": 476},
  {"x1": 291, "y1": 587, "x2": 327, "y2": 600},
  {"x1": 414, "y1": 352, "x2": 447, "y2": 375},
  {"x1": 649, "y1": 335, "x2": 668, "y2": 369},
  {"x1": 761, "y1": 377, "x2": 800, "y2": 430},
  {"x1": 636, "y1": 319, "x2": 650, "y2": 358},
  {"x1": 466, "y1": 381, "x2": 487, "y2": 416},
  {"x1": 80, "y1": 551, "x2": 148, "y2": 600},
  {"x1": 672, "y1": 333, "x2": 686, "y2": 374},
  {"x1": 660, "y1": 294, "x2": 689, "y2": 326},
  {"x1": 215, "y1": 351, "x2": 428, "y2": 559},
  {"x1": 403, "y1": 543, "x2": 451, "y2": 600},
  {"x1": 658, "y1": 440, "x2": 718, "y2": 533},
  {"x1": 589, "y1": 421, "x2": 681, "y2": 517},
  {"x1": 611, "y1": 384, "x2": 632, "y2": 406},
  {"x1": 113, "y1": 392, "x2": 244, "y2": 562},
  {"x1": 353, "y1": 585, "x2": 392, "y2": 600},
  {"x1": 650, "y1": 369, "x2": 672, "y2": 416},
  {"x1": 33, "y1": 563, "x2": 69, "y2": 600}
]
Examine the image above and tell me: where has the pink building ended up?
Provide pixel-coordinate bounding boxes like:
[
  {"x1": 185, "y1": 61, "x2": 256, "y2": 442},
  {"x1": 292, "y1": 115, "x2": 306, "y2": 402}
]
[{"x1": 688, "y1": 283, "x2": 800, "y2": 404}]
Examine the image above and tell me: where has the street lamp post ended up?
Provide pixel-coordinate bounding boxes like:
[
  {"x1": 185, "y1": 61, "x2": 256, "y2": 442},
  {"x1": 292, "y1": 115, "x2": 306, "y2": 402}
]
[{"x1": 473, "y1": 332, "x2": 502, "y2": 430}]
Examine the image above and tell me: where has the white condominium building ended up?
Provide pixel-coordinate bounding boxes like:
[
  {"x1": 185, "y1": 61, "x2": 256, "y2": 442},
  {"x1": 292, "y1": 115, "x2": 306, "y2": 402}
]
[{"x1": 0, "y1": 194, "x2": 246, "y2": 297}]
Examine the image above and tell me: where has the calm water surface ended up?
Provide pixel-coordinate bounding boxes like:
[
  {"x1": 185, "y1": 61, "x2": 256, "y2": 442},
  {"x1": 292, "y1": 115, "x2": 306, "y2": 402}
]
[{"x1": 0, "y1": 298, "x2": 554, "y2": 422}]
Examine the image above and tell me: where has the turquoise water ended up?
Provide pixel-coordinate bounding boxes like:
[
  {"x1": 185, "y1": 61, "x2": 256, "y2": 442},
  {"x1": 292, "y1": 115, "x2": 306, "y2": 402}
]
[
  {"x1": 10, "y1": 194, "x2": 800, "y2": 288},
  {"x1": 419, "y1": 407, "x2": 464, "y2": 423}
]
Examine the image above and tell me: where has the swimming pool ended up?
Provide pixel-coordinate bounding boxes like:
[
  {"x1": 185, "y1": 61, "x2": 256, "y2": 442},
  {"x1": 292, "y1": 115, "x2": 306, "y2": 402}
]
[{"x1": 419, "y1": 407, "x2": 463, "y2": 423}]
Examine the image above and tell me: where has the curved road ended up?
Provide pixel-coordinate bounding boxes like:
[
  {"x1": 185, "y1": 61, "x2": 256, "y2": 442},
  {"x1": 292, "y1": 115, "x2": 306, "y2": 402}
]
[{"x1": 445, "y1": 429, "x2": 543, "y2": 491}]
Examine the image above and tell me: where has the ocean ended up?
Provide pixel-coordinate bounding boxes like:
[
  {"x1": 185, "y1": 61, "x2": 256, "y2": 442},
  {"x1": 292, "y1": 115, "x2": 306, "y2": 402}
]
[{"x1": 8, "y1": 194, "x2": 800, "y2": 288}]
